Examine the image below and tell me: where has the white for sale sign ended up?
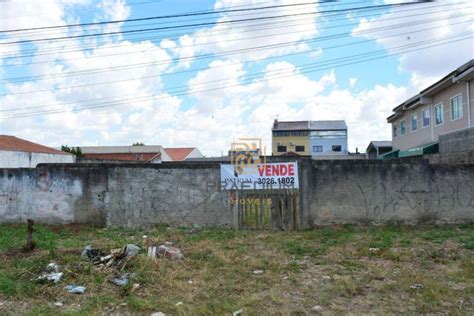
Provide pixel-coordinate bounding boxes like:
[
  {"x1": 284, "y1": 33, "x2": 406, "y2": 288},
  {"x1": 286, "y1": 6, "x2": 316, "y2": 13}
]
[{"x1": 220, "y1": 162, "x2": 299, "y2": 190}]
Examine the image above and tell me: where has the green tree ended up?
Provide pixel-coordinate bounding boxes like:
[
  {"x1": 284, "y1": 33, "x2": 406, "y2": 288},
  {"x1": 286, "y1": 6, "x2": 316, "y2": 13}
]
[
  {"x1": 132, "y1": 142, "x2": 145, "y2": 146},
  {"x1": 61, "y1": 145, "x2": 83, "y2": 157}
]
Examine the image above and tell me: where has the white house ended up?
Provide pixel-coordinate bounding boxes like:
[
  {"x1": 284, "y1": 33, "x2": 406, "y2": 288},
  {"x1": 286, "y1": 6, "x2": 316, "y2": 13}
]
[{"x1": 0, "y1": 135, "x2": 74, "y2": 168}]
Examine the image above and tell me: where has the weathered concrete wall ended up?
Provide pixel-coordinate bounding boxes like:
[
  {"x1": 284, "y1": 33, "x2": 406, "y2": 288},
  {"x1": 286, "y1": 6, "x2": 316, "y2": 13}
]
[
  {"x1": 304, "y1": 159, "x2": 474, "y2": 226},
  {"x1": 0, "y1": 160, "x2": 472, "y2": 228},
  {"x1": 0, "y1": 163, "x2": 230, "y2": 228},
  {"x1": 0, "y1": 166, "x2": 106, "y2": 225},
  {"x1": 0, "y1": 150, "x2": 75, "y2": 168},
  {"x1": 105, "y1": 164, "x2": 231, "y2": 228},
  {"x1": 439, "y1": 127, "x2": 474, "y2": 153}
]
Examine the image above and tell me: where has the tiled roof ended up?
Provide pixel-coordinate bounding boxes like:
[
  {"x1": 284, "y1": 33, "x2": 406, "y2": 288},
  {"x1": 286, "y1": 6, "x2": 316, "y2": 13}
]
[
  {"x1": 82, "y1": 153, "x2": 160, "y2": 162},
  {"x1": 80, "y1": 145, "x2": 164, "y2": 154},
  {"x1": 272, "y1": 121, "x2": 309, "y2": 131},
  {"x1": 0, "y1": 135, "x2": 70, "y2": 155},
  {"x1": 164, "y1": 148, "x2": 195, "y2": 161},
  {"x1": 272, "y1": 120, "x2": 347, "y2": 131},
  {"x1": 309, "y1": 120, "x2": 347, "y2": 130}
]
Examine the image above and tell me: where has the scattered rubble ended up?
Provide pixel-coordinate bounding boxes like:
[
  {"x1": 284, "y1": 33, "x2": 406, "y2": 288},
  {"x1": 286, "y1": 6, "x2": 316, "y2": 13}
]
[
  {"x1": 37, "y1": 262, "x2": 63, "y2": 283},
  {"x1": 81, "y1": 244, "x2": 140, "y2": 267},
  {"x1": 410, "y1": 283, "x2": 423, "y2": 290},
  {"x1": 66, "y1": 285, "x2": 86, "y2": 294},
  {"x1": 131, "y1": 283, "x2": 140, "y2": 293},
  {"x1": 145, "y1": 241, "x2": 184, "y2": 260},
  {"x1": 111, "y1": 275, "x2": 129, "y2": 287},
  {"x1": 311, "y1": 305, "x2": 323, "y2": 312}
]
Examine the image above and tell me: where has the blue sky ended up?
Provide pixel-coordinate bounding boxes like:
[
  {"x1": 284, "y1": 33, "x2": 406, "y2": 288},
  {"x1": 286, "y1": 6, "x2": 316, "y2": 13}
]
[{"x1": 0, "y1": 0, "x2": 472, "y2": 155}]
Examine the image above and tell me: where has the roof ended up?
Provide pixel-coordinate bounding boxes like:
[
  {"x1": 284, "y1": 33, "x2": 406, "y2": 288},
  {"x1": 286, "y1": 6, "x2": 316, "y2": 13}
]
[
  {"x1": 81, "y1": 153, "x2": 161, "y2": 162},
  {"x1": 0, "y1": 135, "x2": 70, "y2": 155},
  {"x1": 388, "y1": 59, "x2": 474, "y2": 122},
  {"x1": 309, "y1": 120, "x2": 347, "y2": 130},
  {"x1": 164, "y1": 148, "x2": 195, "y2": 161},
  {"x1": 272, "y1": 120, "x2": 310, "y2": 131},
  {"x1": 367, "y1": 141, "x2": 392, "y2": 151},
  {"x1": 272, "y1": 120, "x2": 347, "y2": 131},
  {"x1": 80, "y1": 145, "x2": 164, "y2": 154}
]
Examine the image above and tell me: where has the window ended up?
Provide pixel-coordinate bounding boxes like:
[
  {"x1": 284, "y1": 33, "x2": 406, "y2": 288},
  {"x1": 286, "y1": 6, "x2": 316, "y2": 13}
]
[
  {"x1": 313, "y1": 146, "x2": 322, "y2": 152},
  {"x1": 434, "y1": 103, "x2": 444, "y2": 125},
  {"x1": 277, "y1": 145, "x2": 287, "y2": 152},
  {"x1": 393, "y1": 126, "x2": 397, "y2": 138},
  {"x1": 411, "y1": 113, "x2": 417, "y2": 131},
  {"x1": 310, "y1": 130, "x2": 347, "y2": 138},
  {"x1": 422, "y1": 108, "x2": 430, "y2": 127},
  {"x1": 332, "y1": 145, "x2": 342, "y2": 152},
  {"x1": 295, "y1": 145, "x2": 305, "y2": 152},
  {"x1": 450, "y1": 95, "x2": 463, "y2": 120},
  {"x1": 400, "y1": 120, "x2": 406, "y2": 135},
  {"x1": 292, "y1": 131, "x2": 308, "y2": 136}
]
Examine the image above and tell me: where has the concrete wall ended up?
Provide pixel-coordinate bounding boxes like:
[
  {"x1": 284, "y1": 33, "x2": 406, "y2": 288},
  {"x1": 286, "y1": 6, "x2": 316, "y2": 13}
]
[
  {"x1": 439, "y1": 127, "x2": 474, "y2": 153},
  {"x1": 0, "y1": 150, "x2": 75, "y2": 168},
  {"x1": 105, "y1": 164, "x2": 231, "y2": 228},
  {"x1": 304, "y1": 159, "x2": 474, "y2": 226},
  {"x1": 0, "y1": 160, "x2": 473, "y2": 228},
  {"x1": 0, "y1": 163, "x2": 230, "y2": 228}
]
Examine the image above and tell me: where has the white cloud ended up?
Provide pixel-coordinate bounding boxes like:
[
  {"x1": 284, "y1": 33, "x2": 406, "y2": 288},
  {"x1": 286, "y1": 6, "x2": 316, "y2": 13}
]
[
  {"x1": 171, "y1": 0, "x2": 320, "y2": 68},
  {"x1": 349, "y1": 77, "x2": 357, "y2": 87},
  {"x1": 0, "y1": 0, "x2": 419, "y2": 156},
  {"x1": 351, "y1": 0, "x2": 474, "y2": 90}
]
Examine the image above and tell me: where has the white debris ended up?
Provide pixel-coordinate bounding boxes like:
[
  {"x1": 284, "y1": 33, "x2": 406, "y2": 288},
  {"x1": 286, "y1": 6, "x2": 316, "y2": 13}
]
[
  {"x1": 53, "y1": 302, "x2": 63, "y2": 307},
  {"x1": 311, "y1": 305, "x2": 323, "y2": 312},
  {"x1": 410, "y1": 283, "x2": 423, "y2": 290},
  {"x1": 151, "y1": 312, "x2": 166, "y2": 316},
  {"x1": 369, "y1": 248, "x2": 380, "y2": 252},
  {"x1": 253, "y1": 270, "x2": 264, "y2": 275},
  {"x1": 233, "y1": 308, "x2": 244, "y2": 316},
  {"x1": 175, "y1": 302, "x2": 183, "y2": 306}
]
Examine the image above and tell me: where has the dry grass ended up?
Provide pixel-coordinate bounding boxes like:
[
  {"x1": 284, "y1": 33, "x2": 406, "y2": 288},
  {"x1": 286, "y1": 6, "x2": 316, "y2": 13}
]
[{"x1": 0, "y1": 224, "x2": 473, "y2": 315}]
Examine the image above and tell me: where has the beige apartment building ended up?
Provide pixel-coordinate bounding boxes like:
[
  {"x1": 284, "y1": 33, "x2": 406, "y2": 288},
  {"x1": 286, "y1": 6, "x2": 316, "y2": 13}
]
[{"x1": 387, "y1": 60, "x2": 474, "y2": 156}]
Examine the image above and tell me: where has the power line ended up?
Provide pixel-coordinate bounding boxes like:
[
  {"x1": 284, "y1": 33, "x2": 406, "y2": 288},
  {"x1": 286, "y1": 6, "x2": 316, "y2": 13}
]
[
  {"x1": 0, "y1": 1, "x2": 330, "y2": 34},
  {"x1": 3, "y1": 13, "x2": 470, "y2": 84},
  {"x1": 2, "y1": 33, "x2": 470, "y2": 118},
  {"x1": 0, "y1": 2, "x2": 430, "y2": 46},
  {"x1": 7, "y1": 0, "x2": 357, "y2": 40},
  {"x1": 2, "y1": 1, "x2": 463, "y2": 64},
  {"x1": 2, "y1": 17, "x2": 470, "y2": 97}
]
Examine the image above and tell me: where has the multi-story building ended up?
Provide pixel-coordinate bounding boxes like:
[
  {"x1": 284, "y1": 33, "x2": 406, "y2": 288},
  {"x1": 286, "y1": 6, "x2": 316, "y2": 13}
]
[
  {"x1": 272, "y1": 120, "x2": 348, "y2": 156},
  {"x1": 386, "y1": 60, "x2": 474, "y2": 157}
]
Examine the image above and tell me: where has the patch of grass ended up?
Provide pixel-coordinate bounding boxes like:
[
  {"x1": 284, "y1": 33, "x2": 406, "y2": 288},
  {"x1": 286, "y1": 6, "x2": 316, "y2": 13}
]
[{"x1": 0, "y1": 224, "x2": 472, "y2": 315}]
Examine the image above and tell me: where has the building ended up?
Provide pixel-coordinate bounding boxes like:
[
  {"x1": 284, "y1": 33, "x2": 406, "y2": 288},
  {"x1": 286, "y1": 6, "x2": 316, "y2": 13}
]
[
  {"x1": 80, "y1": 145, "x2": 170, "y2": 163},
  {"x1": 366, "y1": 141, "x2": 392, "y2": 159},
  {"x1": 0, "y1": 135, "x2": 74, "y2": 168},
  {"x1": 272, "y1": 119, "x2": 348, "y2": 156},
  {"x1": 164, "y1": 147, "x2": 204, "y2": 161},
  {"x1": 386, "y1": 60, "x2": 474, "y2": 158}
]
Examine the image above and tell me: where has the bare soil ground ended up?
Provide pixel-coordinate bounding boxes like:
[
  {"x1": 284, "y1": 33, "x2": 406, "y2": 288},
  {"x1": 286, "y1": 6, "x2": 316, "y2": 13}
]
[{"x1": 0, "y1": 224, "x2": 473, "y2": 315}]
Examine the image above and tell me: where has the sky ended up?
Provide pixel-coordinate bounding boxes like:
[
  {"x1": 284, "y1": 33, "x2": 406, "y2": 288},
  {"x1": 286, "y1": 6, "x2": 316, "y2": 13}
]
[{"x1": 0, "y1": 0, "x2": 473, "y2": 156}]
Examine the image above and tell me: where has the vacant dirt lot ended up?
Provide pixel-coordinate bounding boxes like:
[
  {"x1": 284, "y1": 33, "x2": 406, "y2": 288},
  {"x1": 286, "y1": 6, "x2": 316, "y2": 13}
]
[{"x1": 0, "y1": 224, "x2": 473, "y2": 315}]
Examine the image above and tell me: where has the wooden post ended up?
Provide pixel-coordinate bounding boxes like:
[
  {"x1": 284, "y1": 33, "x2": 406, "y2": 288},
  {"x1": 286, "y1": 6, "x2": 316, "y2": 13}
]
[{"x1": 24, "y1": 219, "x2": 35, "y2": 252}]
